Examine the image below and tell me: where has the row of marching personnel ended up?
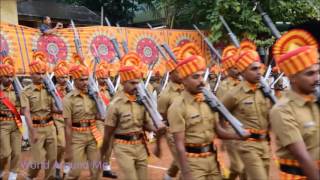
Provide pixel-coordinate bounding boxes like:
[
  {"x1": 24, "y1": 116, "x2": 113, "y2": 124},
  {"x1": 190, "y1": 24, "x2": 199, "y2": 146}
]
[{"x1": 0, "y1": 28, "x2": 319, "y2": 180}]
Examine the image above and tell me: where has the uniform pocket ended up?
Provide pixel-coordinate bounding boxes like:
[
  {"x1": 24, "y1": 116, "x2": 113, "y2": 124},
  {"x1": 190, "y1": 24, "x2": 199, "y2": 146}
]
[{"x1": 119, "y1": 113, "x2": 132, "y2": 129}]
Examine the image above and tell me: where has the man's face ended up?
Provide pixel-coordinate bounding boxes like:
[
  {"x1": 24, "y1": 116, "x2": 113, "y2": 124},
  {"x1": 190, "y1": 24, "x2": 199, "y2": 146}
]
[
  {"x1": 290, "y1": 64, "x2": 320, "y2": 94},
  {"x1": 44, "y1": 16, "x2": 51, "y2": 25},
  {"x1": 170, "y1": 70, "x2": 182, "y2": 84},
  {"x1": 1, "y1": 75, "x2": 13, "y2": 86},
  {"x1": 182, "y1": 70, "x2": 205, "y2": 94},
  {"x1": 241, "y1": 62, "x2": 261, "y2": 84},
  {"x1": 56, "y1": 75, "x2": 68, "y2": 86},
  {"x1": 74, "y1": 76, "x2": 89, "y2": 92},
  {"x1": 228, "y1": 67, "x2": 240, "y2": 79},
  {"x1": 31, "y1": 72, "x2": 45, "y2": 85},
  {"x1": 123, "y1": 79, "x2": 140, "y2": 95},
  {"x1": 97, "y1": 78, "x2": 107, "y2": 87}
]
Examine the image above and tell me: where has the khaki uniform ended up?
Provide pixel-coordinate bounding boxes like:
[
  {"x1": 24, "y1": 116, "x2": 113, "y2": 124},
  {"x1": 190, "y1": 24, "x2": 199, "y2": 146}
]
[
  {"x1": 158, "y1": 81, "x2": 183, "y2": 177},
  {"x1": 105, "y1": 91, "x2": 154, "y2": 180},
  {"x1": 221, "y1": 81, "x2": 271, "y2": 180},
  {"x1": 216, "y1": 77, "x2": 245, "y2": 180},
  {"x1": 270, "y1": 90, "x2": 319, "y2": 179},
  {"x1": 168, "y1": 90, "x2": 222, "y2": 180},
  {"x1": 20, "y1": 84, "x2": 57, "y2": 179},
  {"x1": 0, "y1": 85, "x2": 22, "y2": 174},
  {"x1": 54, "y1": 84, "x2": 67, "y2": 164},
  {"x1": 63, "y1": 89, "x2": 102, "y2": 179}
]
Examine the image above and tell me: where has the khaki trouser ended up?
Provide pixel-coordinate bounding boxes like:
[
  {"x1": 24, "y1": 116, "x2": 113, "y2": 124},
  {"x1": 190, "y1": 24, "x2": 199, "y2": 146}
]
[
  {"x1": 27, "y1": 125, "x2": 57, "y2": 179},
  {"x1": 65, "y1": 131, "x2": 100, "y2": 180},
  {"x1": 223, "y1": 140, "x2": 246, "y2": 180},
  {"x1": 96, "y1": 120, "x2": 113, "y2": 165},
  {"x1": 186, "y1": 154, "x2": 222, "y2": 180},
  {"x1": 237, "y1": 141, "x2": 270, "y2": 180},
  {"x1": 165, "y1": 131, "x2": 179, "y2": 177},
  {"x1": 113, "y1": 142, "x2": 148, "y2": 180},
  {"x1": 54, "y1": 117, "x2": 65, "y2": 164},
  {"x1": 0, "y1": 120, "x2": 22, "y2": 173}
]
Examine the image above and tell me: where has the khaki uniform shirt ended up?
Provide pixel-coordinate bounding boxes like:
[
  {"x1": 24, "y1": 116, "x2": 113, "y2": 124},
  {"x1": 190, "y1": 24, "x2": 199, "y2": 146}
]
[
  {"x1": 168, "y1": 90, "x2": 219, "y2": 144},
  {"x1": 0, "y1": 85, "x2": 20, "y2": 112},
  {"x1": 104, "y1": 91, "x2": 154, "y2": 134},
  {"x1": 158, "y1": 81, "x2": 183, "y2": 117},
  {"x1": 216, "y1": 77, "x2": 240, "y2": 98},
  {"x1": 270, "y1": 90, "x2": 319, "y2": 160},
  {"x1": 63, "y1": 89, "x2": 97, "y2": 123},
  {"x1": 221, "y1": 81, "x2": 271, "y2": 130},
  {"x1": 20, "y1": 84, "x2": 53, "y2": 118}
]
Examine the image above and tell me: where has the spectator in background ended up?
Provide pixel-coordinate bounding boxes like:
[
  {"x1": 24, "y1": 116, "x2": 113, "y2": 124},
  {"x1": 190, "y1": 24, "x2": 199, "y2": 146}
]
[{"x1": 39, "y1": 16, "x2": 63, "y2": 35}]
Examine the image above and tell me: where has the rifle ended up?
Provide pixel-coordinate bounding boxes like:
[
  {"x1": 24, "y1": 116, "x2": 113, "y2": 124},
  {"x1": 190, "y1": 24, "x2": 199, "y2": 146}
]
[
  {"x1": 43, "y1": 74, "x2": 63, "y2": 112},
  {"x1": 193, "y1": 25, "x2": 222, "y2": 93},
  {"x1": 252, "y1": 0, "x2": 281, "y2": 39},
  {"x1": 70, "y1": 20, "x2": 83, "y2": 58},
  {"x1": 70, "y1": 20, "x2": 107, "y2": 119},
  {"x1": 219, "y1": 15, "x2": 240, "y2": 48},
  {"x1": 202, "y1": 88, "x2": 246, "y2": 137},
  {"x1": 315, "y1": 85, "x2": 320, "y2": 106},
  {"x1": 116, "y1": 23, "x2": 129, "y2": 54},
  {"x1": 219, "y1": 16, "x2": 278, "y2": 104},
  {"x1": 136, "y1": 82, "x2": 164, "y2": 129}
]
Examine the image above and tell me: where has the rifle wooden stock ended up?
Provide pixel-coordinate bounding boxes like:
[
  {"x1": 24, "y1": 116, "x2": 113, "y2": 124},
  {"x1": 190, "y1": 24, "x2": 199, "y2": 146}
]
[
  {"x1": 136, "y1": 83, "x2": 164, "y2": 129},
  {"x1": 43, "y1": 75, "x2": 63, "y2": 112},
  {"x1": 201, "y1": 88, "x2": 247, "y2": 137}
]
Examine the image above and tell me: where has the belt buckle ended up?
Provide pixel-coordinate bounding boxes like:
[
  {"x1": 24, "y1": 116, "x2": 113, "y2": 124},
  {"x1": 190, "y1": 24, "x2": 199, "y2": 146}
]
[
  {"x1": 8, "y1": 114, "x2": 14, "y2": 118},
  {"x1": 132, "y1": 135, "x2": 138, "y2": 141},
  {"x1": 80, "y1": 122, "x2": 89, "y2": 127},
  {"x1": 40, "y1": 120, "x2": 47, "y2": 124},
  {"x1": 201, "y1": 146, "x2": 210, "y2": 153}
]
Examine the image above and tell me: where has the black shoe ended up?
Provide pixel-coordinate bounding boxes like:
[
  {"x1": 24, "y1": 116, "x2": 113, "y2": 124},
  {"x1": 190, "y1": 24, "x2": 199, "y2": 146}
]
[
  {"x1": 55, "y1": 168, "x2": 62, "y2": 180},
  {"x1": 103, "y1": 170, "x2": 117, "y2": 179}
]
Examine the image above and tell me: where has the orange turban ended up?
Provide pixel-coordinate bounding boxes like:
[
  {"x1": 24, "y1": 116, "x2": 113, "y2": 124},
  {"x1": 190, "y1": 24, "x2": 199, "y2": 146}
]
[
  {"x1": 96, "y1": 61, "x2": 109, "y2": 79},
  {"x1": 0, "y1": 57, "x2": 15, "y2": 76},
  {"x1": 166, "y1": 47, "x2": 181, "y2": 72},
  {"x1": 54, "y1": 60, "x2": 69, "y2": 77},
  {"x1": 221, "y1": 45, "x2": 238, "y2": 70},
  {"x1": 176, "y1": 55, "x2": 206, "y2": 79},
  {"x1": 119, "y1": 52, "x2": 143, "y2": 82},
  {"x1": 273, "y1": 29, "x2": 319, "y2": 76},
  {"x1": 235, "y1": 50, "x2": 260, "y2": 72},
  {"x1": 29, "y1": 51, "x2": 48, "y2": 74},
  {"x1": 69, "y1": 53, "x2": 89, "y2": 79},
  {"x1": 177, "y1": 42, "x2": 203, "y2": 60}
]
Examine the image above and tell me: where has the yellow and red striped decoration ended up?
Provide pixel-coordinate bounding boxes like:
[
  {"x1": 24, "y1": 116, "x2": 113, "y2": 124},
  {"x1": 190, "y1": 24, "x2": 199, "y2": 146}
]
[
  {"x1": 235, "y1": 50, "x2": 261, "y2": 72},
  {"x1": 176, "y1": 55, "x2": 206, "y2": 79},
  {"x1": 120, "y1": 52, "x2": 142, "y2": 67},
  {"x1": 0, "y1": 57, "x2": 15, "y2": 76},
  {"x1": 29, "y1": 51, "x2": 48, "y2": 74},
  {"x1": 273, "y1": 29, "x2": 319, "y2": 76},
  {"x1": 221, "y1": 45, "x2": 238, "y2": 70},
  {"x1": 53, "y1": 60, "x2": 69, "y2": 77},
  {"x1": 240, "y1": 40, "x2": 257, "y2": 51}
]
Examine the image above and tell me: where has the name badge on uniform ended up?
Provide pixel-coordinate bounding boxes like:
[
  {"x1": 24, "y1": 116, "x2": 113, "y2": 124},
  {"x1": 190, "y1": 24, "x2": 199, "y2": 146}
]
[
  {"x1": 243, "y1": 101, "x2": 253, "y2": 105},
  {"x1": 191, "y1": 114, "x2": 200, "y2": 119},
  {"x1": 304, "y1": 121, "x2": 315, "y2": 128}
]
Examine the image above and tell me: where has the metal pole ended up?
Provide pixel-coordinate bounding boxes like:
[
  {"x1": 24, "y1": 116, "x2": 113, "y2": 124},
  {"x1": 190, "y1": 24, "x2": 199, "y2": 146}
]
[{"x1": 101, "y1": 6, "x2": 104, "y2": 26}]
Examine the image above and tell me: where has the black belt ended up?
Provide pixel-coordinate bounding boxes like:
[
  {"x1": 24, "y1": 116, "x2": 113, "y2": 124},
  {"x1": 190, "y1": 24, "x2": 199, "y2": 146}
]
[
  {"x1": 72, "y1": 122, "x2": 92, "y2": 128},
  {"x1": 185, "y1": 143, "x2": 215, "y2": 154},
  {"x1": 280, "y1": 164, "x2": 304, "y2": 176},
  {"x1": 32, "y1": 118, "x2": 53, "y2": 124},
  {"x1": 250, "y1": 133, "x2": 267, "y2": 140},
  {"x1": 114, "y1": 134, "x2": 143, "y2": 141},
  {"x1": 0, "y1": 113, "x2": 15, "y2": 118}
]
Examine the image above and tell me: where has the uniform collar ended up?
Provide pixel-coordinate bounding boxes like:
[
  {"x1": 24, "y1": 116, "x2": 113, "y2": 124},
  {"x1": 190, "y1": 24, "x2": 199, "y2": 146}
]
[
  {"x1": 241, "y1": 81, "x2": 260, "y2": 93},
  {"x1": 99, "y1": 85, "x2": 108, "y2": 92},
  {"x1": 169, "y1": 81, "x2": 184, "y2": 92},
  {"x1": 32, "y1": 83, "x2": 45, "y2": 91},
  {"x1": 72, "y1": 88, "x2": 87, "y2": 97},
  {"x1": 118, "y1": 91, "x2": 136, "y2": 103},
  {"x1": 182, "y1": 90, "x2": 201, "y2": 104},
  {"x1": 0, "y1": 84, "x2": 13, "y2": 91},
  {"x1": 288, "y1": 90, "x2": 316, "y2": 107}
]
